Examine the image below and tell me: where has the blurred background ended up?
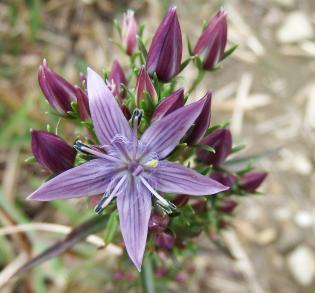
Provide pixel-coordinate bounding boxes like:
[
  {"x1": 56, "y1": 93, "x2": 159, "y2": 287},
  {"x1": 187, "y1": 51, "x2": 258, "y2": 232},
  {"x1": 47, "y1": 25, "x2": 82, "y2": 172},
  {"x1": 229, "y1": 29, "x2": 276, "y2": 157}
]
[{"x1": 1, "y1": 0, "x2": 315, "y2": 292}]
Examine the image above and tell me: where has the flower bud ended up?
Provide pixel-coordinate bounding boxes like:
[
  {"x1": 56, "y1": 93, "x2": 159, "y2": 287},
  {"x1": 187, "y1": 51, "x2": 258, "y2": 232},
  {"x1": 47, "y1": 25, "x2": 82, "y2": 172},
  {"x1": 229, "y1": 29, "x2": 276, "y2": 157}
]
[
  {"x1": 31, "y1": 130, "x2": 76, "y2": 173},
  {"x1": 135, "y1": 66, "x2": 157, "y2": 105},
  {"x1": 191, "y1": 198, "x2": 207, "y2": 212},
  {"x1": 122, "y1": 10, "x2": 137, "y2": 55},
  {"x1": 171, "y1": 194, "x2": 189, "y2": 207},
  {"x1": 193, "y1": 9, "x2": 227, "y2": 70},
  {"x1": 148, "y1": 211, "x2": 169, "y2": 233},
  {"x1": 155, "y1": 232, "x2": 175, "y2": 250},
  {"x1": 146, "y1": 6, "x2": 182, "y2": 82},
  {"x1": 108, "y1": 60, "x2": 127, "y2": 101},
  {"x1": 210, "y1": 171, "x2": 236, "y2": 188},
  {"x1": 38, "y1": 59, "x2": 77, "y2": 114},
  {"x1": 217, "y1": 198, "x2": 238, "y2": 213},
  {"x1": 151, "y1": 88, "x2": 184, "y2": 121},
  {"x1": 120, "y1": 104, "x2": 131, "y2": 120},
  {"x1": 75, "y1": 86, "x2": 90, "y2": 120},
  {"x1": 185, "y1": 92, "x2": 212, "y2": 144},
  {"x1": 197, "y1": 128, "x2": 232, "y2": 165},
  {"x1": 240, "y1": 172, "x2": 267, "y2": 193},
  {"x1": 156, "y1": 267, "x2": 168, "y2": 278}
]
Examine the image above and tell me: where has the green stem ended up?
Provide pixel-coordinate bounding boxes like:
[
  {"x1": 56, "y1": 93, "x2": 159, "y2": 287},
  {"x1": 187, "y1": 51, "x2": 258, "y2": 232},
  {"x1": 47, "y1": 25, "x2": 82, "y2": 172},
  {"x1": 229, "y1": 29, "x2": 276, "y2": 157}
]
[
  {"x1": 188, "y1": 70, "x2": 205, "y2": 94},
  {"x1": 140, "y1": 255, "x2": 155, "y2": 293}
]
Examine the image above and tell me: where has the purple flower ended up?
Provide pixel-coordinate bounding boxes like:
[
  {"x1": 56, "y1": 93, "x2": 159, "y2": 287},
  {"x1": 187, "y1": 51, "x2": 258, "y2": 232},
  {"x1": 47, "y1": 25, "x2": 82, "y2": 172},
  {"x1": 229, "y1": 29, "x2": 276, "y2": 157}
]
[
  {"x1": 151, "y1": 88, "x2": 184, "y2": 121},
  {"x1": 197, "y1": 128, "x2": 232, "y2": 165},
  {"x1": 135, "y1": 66, "x2": 157, "y2": 105},
  {"x1": 194, "y1": 9, "x2": 227, "y2": 70},
  {"x1": 185, "y1": 92, "x2": 212, "y2": 144},
  {"x1": 31, "y1": 130, "x2": 76, "y2": 173},
  {"x1": 146, "y1": 6, "x2": 182, "y2": 82},
  {"x1": 240, "y1": 172, "x2": 267, "y2": 193},
  {"x1": 28, "y1": 68, "x2": 228, "y2": 271},
  {"x1": 148, "y1": 211, "x2": 169, "y2": 232},
  {"x1": 122, "y1": 10, "x2": 137, "y2": 55},
  {"x1": 38, "y1": 59, "x2": 77, "y2": 114},
  {"x1": 108, "y1": 60, "x2": 127, "y2": 101},
  {"x1": 75, "y1": 86, "x2": 90, "y2": 120}
]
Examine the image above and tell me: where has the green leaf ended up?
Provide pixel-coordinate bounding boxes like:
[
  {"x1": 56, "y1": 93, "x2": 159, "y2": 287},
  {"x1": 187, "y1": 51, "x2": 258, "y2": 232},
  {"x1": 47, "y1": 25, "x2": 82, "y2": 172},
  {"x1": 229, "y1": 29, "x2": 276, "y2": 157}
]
[
  {"x1": 113, "y1": 19, "x2": 122, "y2": 36},
  {"x1": 141, "y1": 255, "x2": 155, "y2": 293},
  {"x1": 179, "y1": 57, "x2": 191, "y2": 73},
  {"x1": 193, "y1": 144, "x2": 215, "y2": 153},
  {"x1": 103, "y1": 211, "x2": 118, "y2": 244},
  {"x1": 138, "y1": 37, "x2": 148, "y2": 59},
  {"x1": 187, "y1": 37, "x2": 193, "y2": 56},
  {"x1": 221, "y1": 45, "x2": 238, "y2": 61},
  {"x1": 231, "y1": 144, "x2": 246, "y2": 154}
]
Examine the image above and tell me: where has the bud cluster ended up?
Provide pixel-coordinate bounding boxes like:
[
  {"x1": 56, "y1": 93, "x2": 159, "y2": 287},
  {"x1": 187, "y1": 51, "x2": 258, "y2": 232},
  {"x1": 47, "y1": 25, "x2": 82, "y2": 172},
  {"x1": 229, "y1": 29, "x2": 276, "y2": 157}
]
[{"x1": 29, "y1": 5, "x2": 267, "y2": 284}]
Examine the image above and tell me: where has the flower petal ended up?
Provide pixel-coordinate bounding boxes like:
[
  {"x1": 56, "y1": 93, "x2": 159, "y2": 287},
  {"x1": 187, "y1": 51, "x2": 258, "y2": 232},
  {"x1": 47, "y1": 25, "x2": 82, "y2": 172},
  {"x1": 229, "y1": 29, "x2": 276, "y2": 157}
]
[
  {"x1": 153, "y1": 160, "x2": 229, "y2": 195},
  {"x1": 28, "y1": 159, "x2": 120, "y2": 201},
  {"x1": 116, "y1": 177, "x2": 152, "y2": 271},
  {"x1": 87, "y1": 68, "x2": 133, "y2": 145},
  {"x1": 140, "y1": 99, "x2": 205, "y2": 159}
]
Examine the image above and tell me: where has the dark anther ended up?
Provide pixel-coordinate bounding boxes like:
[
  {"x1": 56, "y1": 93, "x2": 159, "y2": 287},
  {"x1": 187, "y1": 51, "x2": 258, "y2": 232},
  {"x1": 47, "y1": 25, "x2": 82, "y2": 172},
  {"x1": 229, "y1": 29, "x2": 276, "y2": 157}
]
[{"x1": 131, "y1": 108, "x2": 143, "y2": 127}]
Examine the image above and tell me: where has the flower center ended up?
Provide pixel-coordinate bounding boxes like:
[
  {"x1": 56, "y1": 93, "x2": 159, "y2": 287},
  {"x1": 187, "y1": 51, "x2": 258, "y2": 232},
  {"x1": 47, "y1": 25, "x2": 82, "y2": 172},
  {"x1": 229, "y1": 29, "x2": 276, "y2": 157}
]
[{"x1": 128, "y1": 162, "x2": 144, "y2": 176}]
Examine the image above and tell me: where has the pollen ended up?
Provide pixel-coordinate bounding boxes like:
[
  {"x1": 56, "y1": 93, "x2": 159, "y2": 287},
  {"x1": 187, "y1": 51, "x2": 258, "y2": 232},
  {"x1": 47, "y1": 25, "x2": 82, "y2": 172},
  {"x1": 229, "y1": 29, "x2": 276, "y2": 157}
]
[{"x1": 145, "y1": 159, "x2": 158, "y2": 168}]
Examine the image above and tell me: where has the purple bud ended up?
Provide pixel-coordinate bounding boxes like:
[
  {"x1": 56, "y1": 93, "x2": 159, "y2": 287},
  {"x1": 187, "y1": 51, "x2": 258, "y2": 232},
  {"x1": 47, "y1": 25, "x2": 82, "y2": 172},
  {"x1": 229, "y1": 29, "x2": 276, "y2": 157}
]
[
  {"x1": 31, "y1": 130, "x2": 76, "y2": 173},
  {"x1": 151, "y1": 88, "x2": 184, "y2": 121},
  {"x1": 171, "y1": 194, "x2": 189, "y2": 207},
  {"x1": 175, "y1": 272, "x2": 187, "y2": 283},
  {"x1": 108, "y1": 60, "x2": 127, "y2": 101},
  {"x1": 197, "y1": 128, "x2": 232, "y2": 165},
  {"x1": 156, "y1": 267, "x2": 168, "y2": 278},
  {"x1": 210, "y1": 171, "x2": 236, "y2": 188},
  {"x1": 194, "y1": 9, "x2": 227, "y2": 70},
  {"x1": 38, "y1": 59, "x2": 77, "y2": 114},
  {"x1": 122, "y1": 10, "x2": 137, "y2": 55},
  {"x1": 120, "y1": 104, "x2": 132, "y2": 120},
  {"x1": 148, "y1": 211, "x2": 169, "y2": 233},
  {"x1": 191, "y1": 198, "x2": 207, "y2": 212},
  {"x1": 75, "y1": 86, "x2": 90, "y2": 120},
  {"x1": 146, "y1": 6, "x2": 182, "y2": 82},
  {"x1": 155, "y1": 232, "x2": 175, "y2": 250},
  {"x1": 240, "y1": 172, "x2": 267, "y2": 193},
  {"x1": 218, "y1": 198, "x2": 238, "y2": 213},
  {"x1": 185, "y1": 92, "x2": 212, "y2": 144},
  {"x1": 135, "y1": 66, "x2": 157, "y2": 105}
]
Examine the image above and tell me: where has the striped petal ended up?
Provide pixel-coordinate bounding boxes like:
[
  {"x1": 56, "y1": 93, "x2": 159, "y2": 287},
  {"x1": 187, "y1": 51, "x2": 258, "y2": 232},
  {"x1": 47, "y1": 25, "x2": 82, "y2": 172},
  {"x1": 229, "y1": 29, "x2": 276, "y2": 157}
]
[
  {"x1": 87, "y1": 68, "x2": 133, "y2": 145},
  {"x1": 154, "y1": 160, "x2": 229, "y2": 195},
  {"x1": 28, "y1": 159, "x2": 120, "y2": 201},
  {"x1": 140, "y1": 99, "x2": 205, "y2": 159},
  {"x1": 116, "y1": 177, "x2": 152, "y2": 271}
]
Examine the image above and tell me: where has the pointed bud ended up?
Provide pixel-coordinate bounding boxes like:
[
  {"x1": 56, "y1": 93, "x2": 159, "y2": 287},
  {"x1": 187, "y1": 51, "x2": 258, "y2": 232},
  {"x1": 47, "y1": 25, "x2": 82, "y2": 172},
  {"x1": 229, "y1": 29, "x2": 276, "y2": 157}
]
[
  {"x1": 108, "y1": 60, "x2": 127, "y2": 101},
  {"x1": 185, "y1": 92, "x2": 212, "y2": 144},
  {"x1": 171, "y1": 194, "x2": 189, "y2": 207},
  {"x1": 31, "y1": 130, "x2": 76, "y2": 173},
  {"x1": 75, "y1": 86, "x2": 90, "y2": 120},
  {"x1": 210, "y1": 171, "x2": 236, "y2": 188},
  {"x1": 146, "y1": 6, "x2": 182, "y2": 82},
  {"x1": 135, "y1": 66, "x2": 157, "y2": 105},
  {"x1": 197, "y1": 128, "x2": 232, "y2": 165},
  {"x1": 38, "y1": 59, "x2": 77, "y2": 114},
  {"x1": 240, "y1": 172, "x2": 267, "y2": 193},
  {"x1": 151, "y1": 88, "x2": 184, "y2": 121},
  {"x1": 218, "y1": 198, "x2": 238, "y2": 213},
  {"x1": 148, "y1": 211, "x2": 169, "y2": 233},
  {"x1": 120, "y1": 104, "x2": 132, "y2": 120},
  {"x1": 155, "y1": 232, "x2": 175, "y2": 250},
  {"x1": 191, "y1": 198, "x2": 207, "y2": 212},
  {"x1": 194, "y1": 9, "x2": 227, "y2": 70},
  {"x1": 122, "y1": 10, "x2": 137, "y2": 55}
]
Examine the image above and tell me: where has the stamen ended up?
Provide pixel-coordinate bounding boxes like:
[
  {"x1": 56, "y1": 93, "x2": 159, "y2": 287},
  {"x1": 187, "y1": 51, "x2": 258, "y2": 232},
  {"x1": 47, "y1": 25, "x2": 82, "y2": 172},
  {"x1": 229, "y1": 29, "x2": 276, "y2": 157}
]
[
  {"x1": 94, "y1": 175, "x2": 127, "y2": 214},
  {"x1": 131, "y1": 108, "x2": 143, "y2": 134},
  {"x1": 74, "y1": 140, "x2": 121, "y2": 164},
  {"x1": 145, "y1": 159, "x2": 159, "y2": 168},
  {"x1": 139, "y1": 176, "x2": 176, "y2": 212}
]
